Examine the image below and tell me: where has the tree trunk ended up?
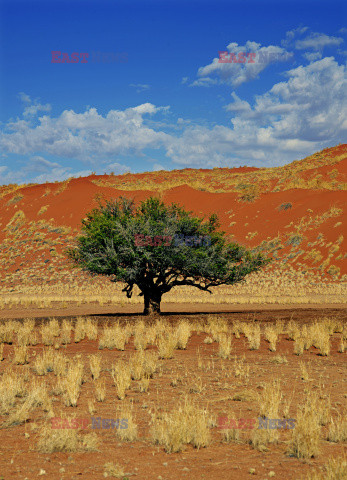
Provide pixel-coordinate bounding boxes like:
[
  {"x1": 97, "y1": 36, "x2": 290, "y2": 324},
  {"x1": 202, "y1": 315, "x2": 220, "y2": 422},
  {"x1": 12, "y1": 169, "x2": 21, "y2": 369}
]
[{"x1": 143, "y1": 290, "x2": 161, "y2": 315}]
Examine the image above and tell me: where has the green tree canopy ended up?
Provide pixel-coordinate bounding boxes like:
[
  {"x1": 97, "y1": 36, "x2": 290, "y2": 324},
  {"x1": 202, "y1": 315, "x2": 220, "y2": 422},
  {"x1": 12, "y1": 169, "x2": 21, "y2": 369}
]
[{"x1": 67, "y1": 196, "x2": 269, "y2": 314}]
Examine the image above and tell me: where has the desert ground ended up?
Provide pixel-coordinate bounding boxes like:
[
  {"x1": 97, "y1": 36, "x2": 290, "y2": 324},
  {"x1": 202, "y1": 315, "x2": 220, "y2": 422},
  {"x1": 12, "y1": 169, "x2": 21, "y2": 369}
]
[{"x1": 0, "y1": 309, "x2": 346, "y2": 480}]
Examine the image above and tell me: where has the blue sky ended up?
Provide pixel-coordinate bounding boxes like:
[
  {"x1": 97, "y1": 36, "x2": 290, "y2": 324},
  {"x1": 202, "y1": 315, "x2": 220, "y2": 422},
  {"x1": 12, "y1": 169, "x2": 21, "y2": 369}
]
[{"x1": 0, "y1": 0, "x2": 346, "y2": 185}]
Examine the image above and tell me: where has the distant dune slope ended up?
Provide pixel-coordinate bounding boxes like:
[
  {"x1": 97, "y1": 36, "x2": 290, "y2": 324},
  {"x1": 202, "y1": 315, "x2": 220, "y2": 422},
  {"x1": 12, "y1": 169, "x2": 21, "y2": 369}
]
[{"x1": 0, "y1": 144, "x2": 346, "y2": 290}]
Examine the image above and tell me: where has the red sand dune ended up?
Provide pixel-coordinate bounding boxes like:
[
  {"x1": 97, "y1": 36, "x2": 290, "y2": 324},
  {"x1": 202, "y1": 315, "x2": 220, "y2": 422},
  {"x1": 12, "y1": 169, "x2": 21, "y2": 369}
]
[{"x1": 0, "y1": 144, "x2": 346, "y2": 288}]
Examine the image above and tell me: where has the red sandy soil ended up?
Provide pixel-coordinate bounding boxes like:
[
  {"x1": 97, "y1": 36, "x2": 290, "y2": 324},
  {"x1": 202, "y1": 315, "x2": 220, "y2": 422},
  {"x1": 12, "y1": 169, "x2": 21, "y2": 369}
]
[
  {"x1": 0, "y1": 310, "x2": 346, "y2": 479},
  {"x1": 0, "y1": 303, "x2": 346, "y2": 320},
  {"x1": 0, "y1": 144, "x2": 346, "y2": 290}
]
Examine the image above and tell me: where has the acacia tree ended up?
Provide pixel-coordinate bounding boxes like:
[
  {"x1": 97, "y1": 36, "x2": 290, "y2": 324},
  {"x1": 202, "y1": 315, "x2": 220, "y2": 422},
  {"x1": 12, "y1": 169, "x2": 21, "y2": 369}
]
[{"x1": 67, "y1": 197, "x2": 269, "y2": 315}]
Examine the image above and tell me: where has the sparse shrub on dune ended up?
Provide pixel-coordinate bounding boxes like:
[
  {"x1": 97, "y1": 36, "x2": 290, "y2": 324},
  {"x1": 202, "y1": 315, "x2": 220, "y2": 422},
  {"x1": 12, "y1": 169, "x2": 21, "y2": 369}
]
[{"x1": 278, "y1": 202, "x2": 292, "y2": 211}]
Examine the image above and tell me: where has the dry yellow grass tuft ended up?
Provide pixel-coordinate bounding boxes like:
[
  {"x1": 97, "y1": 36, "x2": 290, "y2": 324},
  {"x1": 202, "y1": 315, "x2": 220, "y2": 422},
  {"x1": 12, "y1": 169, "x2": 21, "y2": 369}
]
[
  {"x1": 111, "y1": 361, "x2": 131, "y2": 400},
  {"x1": 62, "y1": 359, "x2": 84, "y2": 407},
  {"x1": 300, "y1": 456, "x2": 346, "y2": 479},
  {"x1": 327, "y1": 414, "x2": 347, "y2": 443},
  {"x1": 99, "y1": 323, "x2": 131, "y2": 350},
  {"x1": 150, "y1": 396, "x2": 211, "y2": 453},
  {"x1": 0, "y1": 368, "x2": 26, "y2": 414},
  {"x1": 251, "y1": 379, "x2": 282, "y2": 450},
  {"x1": 245, "y1": 324, "x2": 261, "y2": 350},
  {"x1": 38, "y1": 421, "x2": 99, "y2": 453},
  {"x1": 264, "y1": 326, "x2": 278, "y2": 351},
  {"x1": 103, "y1": 462, "x2": 126, "y2": 478},
  {"x1": 61, "y1": 320, "x2": 72, "y2": 344},
  {"x1": 74, "y1": 317, "x2": 87, "y2": 343},
  {"x1": 218, "y1": 333, "x2": 232, "y2": 359},
  {"x1": 133, "y1": 320, "x2": 147, "y2": 350},
  {"x1": 94, "y1": 377, "x2": 106, "y2": 402},
  {"x1": 89, "y1": 354, "x2": 102, "y2": 380},
  {"x1": 114, "y1": 401, "x2": 138, "y2": 442},
  {"x1": 156, "y1": 327, "x2": 178, "y2": 359},
  {"x1": 13, "y1": 345, "x2": 29, "y2": 364},
  {"x1": 287, "y1": 395, "x2": 321, "y2": 459},
  {"x1": 85, "y1": 317, "x2": 98, "y2": 340},
  {"x1": 175, "y1": 320, "x2": 192, "y2": 349},
  {"x1": 128, "y1": 349, "x2": 159, "y2": 380}
]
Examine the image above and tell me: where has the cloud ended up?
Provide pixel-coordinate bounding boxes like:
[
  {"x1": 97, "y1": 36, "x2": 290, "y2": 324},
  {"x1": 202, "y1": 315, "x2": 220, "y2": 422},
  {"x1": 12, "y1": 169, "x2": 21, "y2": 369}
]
[
  {"x1": 0, "y1": 103, "x2": 171, "y2": 161},
  {"x1": 17, "y1": 91, "x2": 52, "y2": 117},
  {"x1": 281, "y1": 26, "x2": 310, "y2": 48},
  {"x1": 105, "y1": 162, "x2": 131, "y2": 174},
  {"x1": 181, "y1": 77, "x2": 189, "y2": 84},
  {"x1": 224, "y1": 92, "x2": 252, "y2": 114},
  {"x1": 190, "y1": 77, "x2": 218, "y2": 87},
  {"x1": 152, "y1": 163, "x2": 166, "y2": 171},
  {"x1": 0, "y1": 155, "x2": 131, "y2": 185},
  {"x1": 23, "y1": 103, "x2": 52, "y2": 117},
  {"x1": 282, "y1": 28, "x2": 344, "y2": 52},
  {"x1": 130, "y1": 83, "x2": 150, "y2": 93},
  {"x1": 25, "y1": 156, "x2": 61, "y2": 173},
  {"x1": 1, "y1": 55, "x2": 346, "y2": 184},
  {"x1": 295, "y1": 33, "x2": 343, "y2": 50},
  {"x1": 303, "y1": 51, "x2": 323, "y2": 62},
  {"x1": 191, "y1": 41, "x2": 293, "y2": 88},
  {"x1": 166, "y1": 57, "x2": 347, "y2": 167},
  {"x1": 18, "y1": 92, "x2": 31, "y2": 104}
]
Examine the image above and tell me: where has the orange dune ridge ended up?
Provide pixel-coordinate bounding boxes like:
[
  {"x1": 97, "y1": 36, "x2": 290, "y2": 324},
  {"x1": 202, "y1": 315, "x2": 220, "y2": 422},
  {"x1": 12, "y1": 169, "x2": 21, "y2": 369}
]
[{"x1": 0, "y1": 144, "x2": 346, "y2": 290}]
